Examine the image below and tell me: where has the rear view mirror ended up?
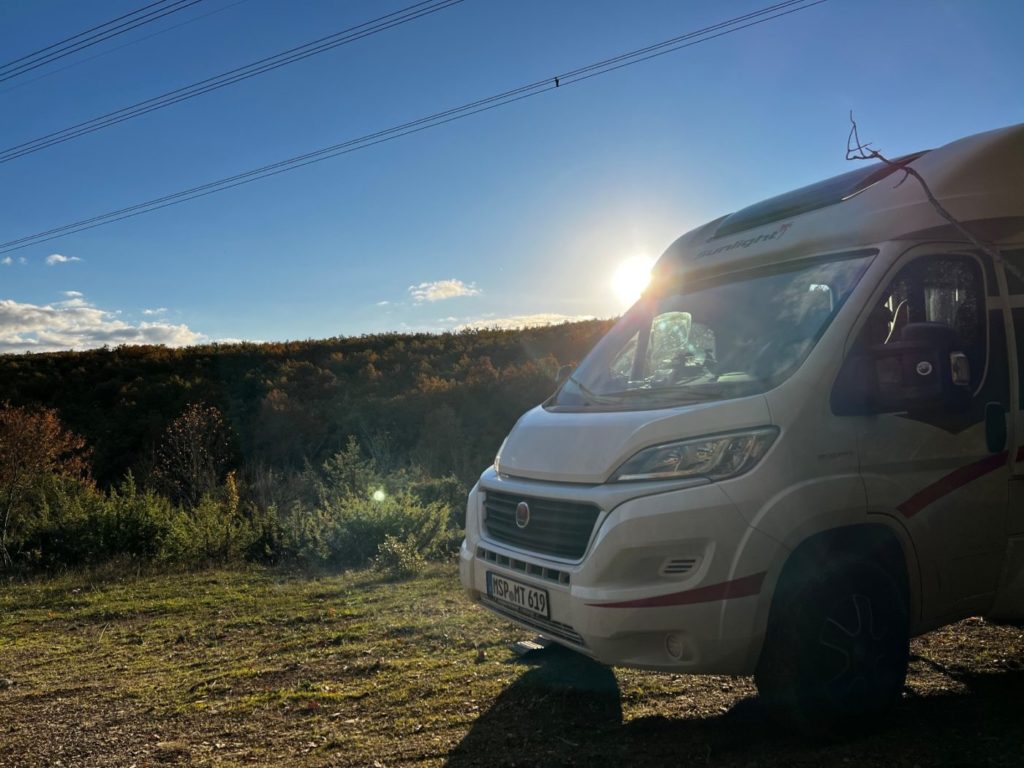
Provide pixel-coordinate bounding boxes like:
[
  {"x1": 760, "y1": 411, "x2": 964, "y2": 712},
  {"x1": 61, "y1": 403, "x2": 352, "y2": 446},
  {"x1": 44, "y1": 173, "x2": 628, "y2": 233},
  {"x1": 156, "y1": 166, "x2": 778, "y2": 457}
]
[{"x1": 832, "y1": 322, "x2": 972, "y2": 415}]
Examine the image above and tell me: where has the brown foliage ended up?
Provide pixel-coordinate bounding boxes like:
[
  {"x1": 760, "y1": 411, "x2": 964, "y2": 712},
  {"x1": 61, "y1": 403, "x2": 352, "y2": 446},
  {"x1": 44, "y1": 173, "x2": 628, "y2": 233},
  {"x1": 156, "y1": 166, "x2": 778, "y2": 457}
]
[
  {"x1": 0, "y1": 403, "x2": 90, "y2": 566},
  {"x1": 153, "y1": 402, "x2": 233, "y2": 508}
]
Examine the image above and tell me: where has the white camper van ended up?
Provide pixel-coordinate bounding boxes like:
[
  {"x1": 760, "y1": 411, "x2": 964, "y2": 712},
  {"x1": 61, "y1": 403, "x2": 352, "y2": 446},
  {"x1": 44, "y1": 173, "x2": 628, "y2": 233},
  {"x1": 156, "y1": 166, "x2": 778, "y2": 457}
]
[{"x1": 459, "y1": 124, "x2": 1024, "y2": 721}]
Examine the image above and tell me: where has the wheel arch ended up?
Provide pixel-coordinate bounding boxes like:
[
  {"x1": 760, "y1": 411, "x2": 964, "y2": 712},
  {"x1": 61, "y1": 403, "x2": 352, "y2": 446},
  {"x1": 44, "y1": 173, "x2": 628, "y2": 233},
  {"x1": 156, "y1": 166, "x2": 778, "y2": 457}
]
[{"x1": 756, "y1": 522, "x2": 920, "y2": 659}]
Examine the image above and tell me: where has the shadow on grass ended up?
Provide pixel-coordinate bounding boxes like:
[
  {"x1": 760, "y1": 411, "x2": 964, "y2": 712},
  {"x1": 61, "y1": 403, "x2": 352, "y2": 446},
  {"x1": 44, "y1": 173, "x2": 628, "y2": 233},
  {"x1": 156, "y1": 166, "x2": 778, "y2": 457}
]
[{"x1": 445, "y1": 646, "x2": 1024, "y2": 768}]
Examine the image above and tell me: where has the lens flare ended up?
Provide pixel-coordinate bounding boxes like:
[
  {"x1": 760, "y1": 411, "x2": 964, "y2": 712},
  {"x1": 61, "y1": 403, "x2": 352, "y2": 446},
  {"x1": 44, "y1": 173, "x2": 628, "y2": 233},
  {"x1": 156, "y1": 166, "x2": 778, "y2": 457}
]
[{"x1": 612, "y1": 255, "x2": 655, "y2": 306}]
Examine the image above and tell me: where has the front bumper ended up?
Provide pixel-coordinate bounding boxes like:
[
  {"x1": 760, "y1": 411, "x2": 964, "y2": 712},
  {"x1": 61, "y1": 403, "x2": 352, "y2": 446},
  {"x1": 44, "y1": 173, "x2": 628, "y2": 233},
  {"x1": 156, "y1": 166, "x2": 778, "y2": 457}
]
[{"x1": 459, "y1": 471, "x2": 783, "y2": 675}]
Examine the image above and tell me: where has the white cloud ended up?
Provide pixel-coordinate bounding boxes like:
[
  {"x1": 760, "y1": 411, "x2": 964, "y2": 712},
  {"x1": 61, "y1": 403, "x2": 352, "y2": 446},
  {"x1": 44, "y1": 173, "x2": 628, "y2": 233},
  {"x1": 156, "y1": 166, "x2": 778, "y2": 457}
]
[
  {"x1": 142, "y1": 307, "x2": 168, "y2": 316},
  {"x1": 455, "y1": 313, "x2": 594, "y2": 331},
  {"x1": 46, "y1": 254, "x2": 82, "y2": 266},
  {"x1": 0, "y1": 295, "x2": 207, "y2": 354},
  {"x1": 63, "y1": 290, "x2": 83, "y2": 298},
  {"x1": 1, "y1": 257, "x2": 11, "y2": 266},
  {"x1": 408, "y1": 279, "x2": 480, "y2": 303},
  {"x1": 375, "y1": 300, "x2": 390, "y2": 306}
]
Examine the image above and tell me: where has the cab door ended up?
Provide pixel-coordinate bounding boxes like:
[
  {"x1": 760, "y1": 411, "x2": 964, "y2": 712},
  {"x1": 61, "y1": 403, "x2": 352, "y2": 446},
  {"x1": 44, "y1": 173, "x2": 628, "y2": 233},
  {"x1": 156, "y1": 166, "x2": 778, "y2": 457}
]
[
  {"x1": 1005, "y1": 248, "x2": 1024, "y2": 533},
  {"x1": 850, "y1": 246, "x2": 1012, "y2": 623},
  {"x1": 988, "y1": 247, "x2": 1024, "y2": 620}
]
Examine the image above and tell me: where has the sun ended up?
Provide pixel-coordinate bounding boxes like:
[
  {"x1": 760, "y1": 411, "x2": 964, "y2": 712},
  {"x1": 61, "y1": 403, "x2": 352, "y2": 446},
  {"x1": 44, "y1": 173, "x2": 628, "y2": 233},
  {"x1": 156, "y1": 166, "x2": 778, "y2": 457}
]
[{"x1": 611, "y1": 255, "x2": 654, "y2": 306}]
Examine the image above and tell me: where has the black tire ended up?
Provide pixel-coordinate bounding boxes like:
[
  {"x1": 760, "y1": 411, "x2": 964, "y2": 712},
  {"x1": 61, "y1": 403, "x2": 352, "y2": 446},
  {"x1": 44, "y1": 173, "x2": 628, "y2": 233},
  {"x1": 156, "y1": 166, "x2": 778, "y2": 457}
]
[{"x1": 755, "y1": 556, "x2": 909, "y2": 729}]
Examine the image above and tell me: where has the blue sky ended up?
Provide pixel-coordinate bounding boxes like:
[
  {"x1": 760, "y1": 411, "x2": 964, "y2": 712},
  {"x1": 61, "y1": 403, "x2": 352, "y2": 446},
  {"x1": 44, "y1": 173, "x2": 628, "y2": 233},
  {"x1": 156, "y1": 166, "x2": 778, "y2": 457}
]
[{"x1": 1, "y1": 0, "x2": 1023, "y2": 351}]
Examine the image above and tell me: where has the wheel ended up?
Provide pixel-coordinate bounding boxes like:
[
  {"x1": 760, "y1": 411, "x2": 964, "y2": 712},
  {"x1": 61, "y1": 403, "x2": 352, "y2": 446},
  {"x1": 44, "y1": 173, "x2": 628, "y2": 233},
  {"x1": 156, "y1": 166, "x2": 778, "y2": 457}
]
[{"x1": 755, "y1": 556, "x2": 909, "y2": 728}]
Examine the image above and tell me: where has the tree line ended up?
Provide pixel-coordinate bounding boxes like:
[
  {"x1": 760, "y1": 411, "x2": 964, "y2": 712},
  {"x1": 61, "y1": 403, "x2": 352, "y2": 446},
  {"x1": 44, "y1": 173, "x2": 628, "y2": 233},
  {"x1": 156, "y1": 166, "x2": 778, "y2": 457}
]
[{"x1": 0, "y1": 320, "x2": 612, "y2": 573}]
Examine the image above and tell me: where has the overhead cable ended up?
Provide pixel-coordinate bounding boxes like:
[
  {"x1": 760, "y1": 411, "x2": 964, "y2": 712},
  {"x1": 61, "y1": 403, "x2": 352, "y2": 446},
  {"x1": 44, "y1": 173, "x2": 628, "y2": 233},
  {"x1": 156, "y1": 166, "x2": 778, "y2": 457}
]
[
  {"x1": 0, "y1": 0, "x2": 206, "y2": 84},
  {"x1": 0, "y1": 0, "x2": 253, "y2": 97},
  {"x1": 0, "y1": 0, "x2": 465, "y2": 164},
  {"x1": 0, "y1": 0, "x2": 827, "y2": 254}
]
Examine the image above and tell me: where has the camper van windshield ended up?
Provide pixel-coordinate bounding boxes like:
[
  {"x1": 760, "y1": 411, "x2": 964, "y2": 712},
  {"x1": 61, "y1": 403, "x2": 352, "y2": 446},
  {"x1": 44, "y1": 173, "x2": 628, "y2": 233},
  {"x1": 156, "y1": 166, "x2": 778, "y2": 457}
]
[{"x1": 552, "y1": 253, "x2": 874, "y2": 409}]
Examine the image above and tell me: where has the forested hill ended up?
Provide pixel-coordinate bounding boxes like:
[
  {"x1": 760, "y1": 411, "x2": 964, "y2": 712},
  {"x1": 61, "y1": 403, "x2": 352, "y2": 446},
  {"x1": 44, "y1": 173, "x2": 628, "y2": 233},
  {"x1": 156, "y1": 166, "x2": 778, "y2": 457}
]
[{"x1": 0, "y1": 320, "x2": 613, "y2": 486}]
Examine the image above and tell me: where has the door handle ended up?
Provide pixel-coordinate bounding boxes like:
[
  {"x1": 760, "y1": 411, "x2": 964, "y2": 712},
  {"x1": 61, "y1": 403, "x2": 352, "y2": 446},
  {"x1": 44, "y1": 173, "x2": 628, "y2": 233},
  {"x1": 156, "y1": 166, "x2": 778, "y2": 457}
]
[{"x1": 985, "y1": 401, "x2": 1007, "y2": 454}]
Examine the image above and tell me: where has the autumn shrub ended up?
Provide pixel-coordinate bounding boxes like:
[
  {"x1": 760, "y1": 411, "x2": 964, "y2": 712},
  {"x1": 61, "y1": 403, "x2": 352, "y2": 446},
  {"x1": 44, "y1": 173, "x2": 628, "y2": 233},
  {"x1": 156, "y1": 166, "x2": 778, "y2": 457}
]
[
  {"x1": 0, "y1": 403, "x2": 91, "y2": 567},
  {"x1": 153, "y1": 402, "x2": 234, "y2": 508}
]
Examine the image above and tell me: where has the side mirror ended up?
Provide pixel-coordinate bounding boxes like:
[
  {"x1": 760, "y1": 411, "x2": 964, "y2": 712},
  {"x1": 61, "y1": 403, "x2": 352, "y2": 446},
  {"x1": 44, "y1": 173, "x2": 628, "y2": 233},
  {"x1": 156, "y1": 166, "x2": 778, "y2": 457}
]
[
  {"x1": 833, "y1": 322, "x2": 972, "y2": 415},
  {"x1": 555, "y1": 363, "x2": 576, "y2": 385}
]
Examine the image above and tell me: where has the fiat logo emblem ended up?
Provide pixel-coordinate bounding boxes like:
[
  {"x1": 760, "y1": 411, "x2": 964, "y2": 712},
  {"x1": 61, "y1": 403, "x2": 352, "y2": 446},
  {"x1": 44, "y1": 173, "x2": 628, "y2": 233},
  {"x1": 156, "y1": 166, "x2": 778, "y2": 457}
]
[{"x1": 515, "y1": 501, "x2": 531, "y2": 529}]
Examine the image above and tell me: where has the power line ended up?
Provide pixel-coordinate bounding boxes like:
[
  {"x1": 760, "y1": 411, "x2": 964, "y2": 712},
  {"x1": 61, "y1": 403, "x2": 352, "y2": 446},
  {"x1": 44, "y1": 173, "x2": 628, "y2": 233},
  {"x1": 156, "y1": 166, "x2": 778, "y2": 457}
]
[
  {"x1": 0, "y1": 0, "x2": 254, "y2": 97},
  {"x1": 0, "y1": 0, "x2": 828, "y2": 255},
  {"x1": 0, "y1": 0, "x2": 464, "y2": 164},
  {"x1": 0, "y1": 0, "x2": 206, "y2": 84},
  {"x1": 1, "y1": 0, "x2": 179, "y2": 70}
]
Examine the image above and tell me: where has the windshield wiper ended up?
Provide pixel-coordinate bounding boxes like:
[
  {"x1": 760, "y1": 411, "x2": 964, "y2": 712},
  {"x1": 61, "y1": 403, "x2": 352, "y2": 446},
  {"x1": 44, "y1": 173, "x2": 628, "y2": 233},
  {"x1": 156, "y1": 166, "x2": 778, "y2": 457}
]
[
  {"x1": 566, "y1": 375, "x2": 626, "y2": 406},
  {"x1": 604, "y1": 385, "x2": 726, "y2": 404}
]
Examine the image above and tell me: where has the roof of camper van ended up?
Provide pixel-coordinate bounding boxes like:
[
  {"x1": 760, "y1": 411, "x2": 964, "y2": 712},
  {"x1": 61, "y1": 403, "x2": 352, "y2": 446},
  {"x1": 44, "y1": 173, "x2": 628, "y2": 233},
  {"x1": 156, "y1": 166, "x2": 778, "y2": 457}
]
[{"x1": 653, "y1": 123, "x2": 1024, "y2": 282}]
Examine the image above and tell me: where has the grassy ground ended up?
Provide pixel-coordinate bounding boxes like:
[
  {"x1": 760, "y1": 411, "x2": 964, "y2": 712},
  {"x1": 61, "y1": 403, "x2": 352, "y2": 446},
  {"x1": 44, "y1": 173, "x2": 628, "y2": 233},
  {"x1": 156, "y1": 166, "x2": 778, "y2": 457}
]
[{"x1": 1, "y1": 564, "x2": 1023, "y2": 767}]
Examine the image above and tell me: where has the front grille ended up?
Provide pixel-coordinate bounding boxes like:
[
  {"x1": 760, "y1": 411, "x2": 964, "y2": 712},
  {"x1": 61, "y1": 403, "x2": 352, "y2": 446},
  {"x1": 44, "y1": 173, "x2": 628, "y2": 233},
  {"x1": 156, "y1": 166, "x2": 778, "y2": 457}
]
[
  {"x1": 482, "y1": 491, "x2": 600, "y2": 560},
  {"x1": 480, "y1": 596, "x2": 586, "y2": 647},
  {"x1": 477, "y1": 546, "x2": 571, "y2": 585}
]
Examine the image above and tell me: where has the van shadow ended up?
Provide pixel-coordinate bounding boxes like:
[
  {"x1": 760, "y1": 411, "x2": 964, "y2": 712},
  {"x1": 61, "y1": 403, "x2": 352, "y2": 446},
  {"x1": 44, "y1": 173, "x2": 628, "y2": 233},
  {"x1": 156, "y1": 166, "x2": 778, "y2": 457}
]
[{"x1": 445, "y1": 646, "x2": 1024, "y2": 767}]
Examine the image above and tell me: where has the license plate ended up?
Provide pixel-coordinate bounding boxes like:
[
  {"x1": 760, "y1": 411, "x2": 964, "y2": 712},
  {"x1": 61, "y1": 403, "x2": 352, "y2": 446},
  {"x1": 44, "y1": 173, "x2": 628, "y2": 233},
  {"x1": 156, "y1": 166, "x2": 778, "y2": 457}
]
[{"x1": 487, "y1": 572, "x2": 550, "y2": 618}]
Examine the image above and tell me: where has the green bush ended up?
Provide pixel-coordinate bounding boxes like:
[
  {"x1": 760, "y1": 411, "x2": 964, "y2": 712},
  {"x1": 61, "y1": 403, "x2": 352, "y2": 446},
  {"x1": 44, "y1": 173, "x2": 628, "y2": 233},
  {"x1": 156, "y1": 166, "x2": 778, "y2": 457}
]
[
  {"x1": 409, "y1": 474, "x2": 468, "y2": 529},
  {"x1": 159, "y1": 474, "x2": 257, "y2": 565},
  {"x1": 277, "y1": 502, "x2": 334, "y2": 567},
  {"x1": 1, "y1": 430, "x2": 467, "y2": 573},
  {"x1": 15, "y1": 473, "x2": 173, "y2": 570},
  {"x1": 317, "y1": 436, "x2": 380, "y2": 507},
  {"x1": 330, "y1": 491, "x2": 448, "y2": 565},
  {"x1": 277, "y1": 491, "x2": 448, "y2": 569},
  {"x1": 372, "y1": 534, "x2": 425, "y2": 580},
  {"x1": 15, "y1": 475, "x2": 102, "y2": 569},
  {"x1": 98, "y1": 473, "x2": 174, "y2": 559}
]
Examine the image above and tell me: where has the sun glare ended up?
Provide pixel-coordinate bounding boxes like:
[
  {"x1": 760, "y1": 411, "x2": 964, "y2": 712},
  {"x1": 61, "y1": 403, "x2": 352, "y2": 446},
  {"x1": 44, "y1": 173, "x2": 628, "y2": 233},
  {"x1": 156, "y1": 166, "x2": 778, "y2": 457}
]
[{"x1": 612, "y1": 255, "x2": 654, "y2": 306}]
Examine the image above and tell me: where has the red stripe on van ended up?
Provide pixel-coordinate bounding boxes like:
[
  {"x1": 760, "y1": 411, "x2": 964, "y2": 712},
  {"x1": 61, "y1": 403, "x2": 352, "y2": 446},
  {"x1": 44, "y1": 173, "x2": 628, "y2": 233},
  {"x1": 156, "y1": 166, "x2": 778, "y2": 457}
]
[
  {"x1": 587, "y1": 571, "x2": 766, "y2": 608},
  {"x1": 896, "y1": 451, "x2": 1009, "y2": 518}
]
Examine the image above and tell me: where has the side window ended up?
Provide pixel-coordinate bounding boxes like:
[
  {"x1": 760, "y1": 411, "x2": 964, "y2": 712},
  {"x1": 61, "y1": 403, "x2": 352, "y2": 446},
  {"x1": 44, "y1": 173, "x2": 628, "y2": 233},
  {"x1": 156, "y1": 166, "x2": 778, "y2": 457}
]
[
  {"x1": 609, "y1": 332, "x2": 638, "y2": 380},
  {"x1": 861, "y1": 255, "x2": 988, "y2": 390}
]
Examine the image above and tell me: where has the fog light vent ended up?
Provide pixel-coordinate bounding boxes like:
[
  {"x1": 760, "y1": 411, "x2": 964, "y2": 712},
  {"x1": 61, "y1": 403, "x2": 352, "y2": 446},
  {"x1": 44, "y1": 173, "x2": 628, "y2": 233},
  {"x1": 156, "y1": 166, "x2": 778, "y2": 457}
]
[{"x1": 660, "y1": 557, "x2": 697, "y2": 577}]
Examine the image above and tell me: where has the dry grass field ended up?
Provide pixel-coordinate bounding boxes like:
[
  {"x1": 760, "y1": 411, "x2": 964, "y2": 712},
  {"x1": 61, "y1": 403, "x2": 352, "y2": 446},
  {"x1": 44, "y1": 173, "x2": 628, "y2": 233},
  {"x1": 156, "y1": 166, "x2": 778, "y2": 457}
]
[{"x1": 1, "y1": 564, "x2": 1023, "y2": 767}]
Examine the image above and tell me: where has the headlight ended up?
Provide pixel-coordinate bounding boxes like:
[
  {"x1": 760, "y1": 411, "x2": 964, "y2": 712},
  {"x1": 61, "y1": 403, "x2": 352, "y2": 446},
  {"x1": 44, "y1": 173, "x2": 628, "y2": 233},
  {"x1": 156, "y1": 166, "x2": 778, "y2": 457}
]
[
  {"x1": 493, "y1": 435, "x2": 509, "y2": 473},
  {"x1": 610, "y1": 427, "x2": 778, "y2": 482}
]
